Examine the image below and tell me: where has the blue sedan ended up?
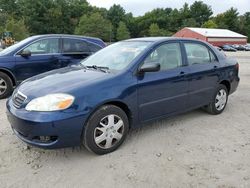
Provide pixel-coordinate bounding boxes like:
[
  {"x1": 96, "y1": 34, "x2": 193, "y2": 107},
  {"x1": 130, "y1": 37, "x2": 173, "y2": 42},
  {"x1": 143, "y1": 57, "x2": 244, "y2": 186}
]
[
  {"x1": 0, "y1": 34, "x2": 105, "y2": 99},
  {"x1": 6, "y1": 37, "x2": 240, "y2": 154}
]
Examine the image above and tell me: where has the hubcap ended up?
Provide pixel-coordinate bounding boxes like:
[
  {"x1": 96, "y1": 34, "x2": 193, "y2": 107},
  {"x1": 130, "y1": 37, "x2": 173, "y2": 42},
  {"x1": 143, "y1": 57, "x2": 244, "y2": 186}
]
[
  {"x1": 215, "y1": 89, "x2": 227, "y2": 111},
  {"x1": 0, "y1": 78, "x2": 7, "y2": 95},
  {"x1": 94, "y1": 114, "x2": 124, "y2": 149}
]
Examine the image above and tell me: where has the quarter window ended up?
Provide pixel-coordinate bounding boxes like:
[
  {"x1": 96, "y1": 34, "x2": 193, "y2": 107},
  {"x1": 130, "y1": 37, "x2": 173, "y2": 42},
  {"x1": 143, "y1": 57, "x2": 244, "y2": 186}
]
[
  {"x1": 23, "y1": 38, "x2": 59, "y2": 54},
  {"x1": 63, "y1": 38, "x2": 90, "y2": 53},
  {"x1": 144, "y1": 43, "x2": 182, "y2": 71},
  {"x1": 184, "y1": 43, "x2": 216, "y2": 65}
]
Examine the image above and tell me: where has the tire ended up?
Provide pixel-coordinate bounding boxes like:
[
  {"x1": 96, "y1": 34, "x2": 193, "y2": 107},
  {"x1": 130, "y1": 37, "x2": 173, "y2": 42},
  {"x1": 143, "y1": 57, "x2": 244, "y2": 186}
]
[
  {"x1": 83, "y1": 105, "x2": 129, "y2": 155},
  {"x1": 205, "y1": 84, "x2": 228, "y2": 115},
  {"x1": 0, "y1": 72, "x2": 13, "y2": 99}
]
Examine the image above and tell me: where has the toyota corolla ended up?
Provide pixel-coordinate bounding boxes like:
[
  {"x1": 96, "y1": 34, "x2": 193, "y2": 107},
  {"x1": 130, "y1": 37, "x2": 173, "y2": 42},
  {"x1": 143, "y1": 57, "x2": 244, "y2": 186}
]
[{"x1": 6, "y1": 37, "x2": 239, "y2": 155}]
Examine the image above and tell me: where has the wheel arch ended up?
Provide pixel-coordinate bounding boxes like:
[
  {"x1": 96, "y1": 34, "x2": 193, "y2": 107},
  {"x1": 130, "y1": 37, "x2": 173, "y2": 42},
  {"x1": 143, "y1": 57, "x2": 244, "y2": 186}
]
[
  {"x1": 219, "y1": 80, "x2": 231, "y2": 93},
  {"x1": 103, "y1": 101, "x2": 133, "y2": 128},
  {"x1": 85, "y1": 100, "x2": 133, "y2": 130},
  {"x1": 0, "y1": 68, "x2": 17, "y2": 86}
]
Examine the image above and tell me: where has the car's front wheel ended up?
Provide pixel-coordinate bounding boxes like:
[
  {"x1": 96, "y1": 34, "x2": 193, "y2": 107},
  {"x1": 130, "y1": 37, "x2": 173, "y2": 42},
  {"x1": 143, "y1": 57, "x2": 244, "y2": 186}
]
[
  {"x1": 83, "y1": 105, "x2": 129, "y2": 155},
  {"x1": 205, "y1": 84, "x2": 228, "y2": 115},
  {"x1": 0, "y1": 72, "x2": 13, "y2": 99}
]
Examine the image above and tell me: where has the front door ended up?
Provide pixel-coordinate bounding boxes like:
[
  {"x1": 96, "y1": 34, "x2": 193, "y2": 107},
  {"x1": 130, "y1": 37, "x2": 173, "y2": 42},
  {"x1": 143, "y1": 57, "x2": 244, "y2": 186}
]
[
  {"x1": 137, "y1": 42, "x2": 189, "y2": 122},
  {"x1": 15, "y1": 38, "x2": 61, "y2": 81}
]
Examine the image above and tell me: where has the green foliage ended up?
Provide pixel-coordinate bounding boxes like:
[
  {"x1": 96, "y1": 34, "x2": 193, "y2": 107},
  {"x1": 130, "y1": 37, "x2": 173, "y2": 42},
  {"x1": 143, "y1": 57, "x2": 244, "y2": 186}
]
[
  {"x1": 149, "y1": 23, "x2": 164, "y2": 36},
  {"x1": 190, "y1": 1, "x2": 213, "y2": 26},
  {"x1": 5, "y1": 18, "x2": 29, "y2": 40},
  {"x1": 75, "y1": 12, "x2": 111, "y2": 42},
  {"x1": 116, "y1": 22, "x2": 130, "y2": 41},
  {"x1": 5, "y1": 0, "x2": 90, "y2": 34},
  {"x1": 107, "y1": 4, "x2": 126, "y2": 40},
  {"x1": 0, "y1": 1, "x2": 249, "y2": 41},
  {"x1": 202, "y1": 20, "x2": 218, "y2": 28},
  {"x1": 241, "y1": 12, "x2": 250, "y2": 41},
  {"x1": 214, "y1": 8, "x2": 240, "y2": 32},
  {"x1": 0, "y1": 0, "x2": 21, "y2": 17}
]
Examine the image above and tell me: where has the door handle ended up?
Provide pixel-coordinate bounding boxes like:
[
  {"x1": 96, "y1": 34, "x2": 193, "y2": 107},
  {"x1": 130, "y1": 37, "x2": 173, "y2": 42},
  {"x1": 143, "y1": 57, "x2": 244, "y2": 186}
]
[
  {"x1": 179, "y1": 71, "x2": 186, "y2": 77},
  {"x1": 212, "y1": 65, "x2": 218, "y2": 71},
  {"x1": 180, "y1": 71, "x2": 185, "y2": 75}
]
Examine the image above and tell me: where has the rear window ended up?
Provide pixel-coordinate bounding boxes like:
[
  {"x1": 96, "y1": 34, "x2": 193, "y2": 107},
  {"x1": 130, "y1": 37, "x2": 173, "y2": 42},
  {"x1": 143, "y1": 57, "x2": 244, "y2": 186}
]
[
  {"x1": 63, "y1": 38, "x2": 90, "y2": 53},
  {"x1": 184, "y1": 43, "x2": 217, "y2": 65}
]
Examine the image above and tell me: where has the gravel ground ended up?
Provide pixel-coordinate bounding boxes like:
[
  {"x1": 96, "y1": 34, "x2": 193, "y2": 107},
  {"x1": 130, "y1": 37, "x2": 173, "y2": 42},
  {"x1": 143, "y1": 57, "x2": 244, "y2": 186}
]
[{"x1": 0, "y1": 51, "x2": 250, "y2": 188}]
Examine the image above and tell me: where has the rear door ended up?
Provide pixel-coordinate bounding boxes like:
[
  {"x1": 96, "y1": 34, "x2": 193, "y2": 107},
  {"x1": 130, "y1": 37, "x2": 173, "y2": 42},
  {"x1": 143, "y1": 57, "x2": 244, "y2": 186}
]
[
  {"x1": 183, "y1": 42, "x2": 220, "y2": 109},
  {"x1": 15, "y1": 38, "x2": 61, "y2": 81},
  {"x1": 137, "y1": 42, "x2": 189, "y2": 122},
  {"x1": 60, "y1": 38, "x2": 92, "y2": 66}
]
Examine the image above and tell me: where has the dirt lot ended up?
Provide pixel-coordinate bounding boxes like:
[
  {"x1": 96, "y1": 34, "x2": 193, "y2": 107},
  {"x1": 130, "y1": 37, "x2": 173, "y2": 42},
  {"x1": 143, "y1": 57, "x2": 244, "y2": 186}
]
[{"x1": 0, "y1": 51, "x2": 250, "y2": 188}]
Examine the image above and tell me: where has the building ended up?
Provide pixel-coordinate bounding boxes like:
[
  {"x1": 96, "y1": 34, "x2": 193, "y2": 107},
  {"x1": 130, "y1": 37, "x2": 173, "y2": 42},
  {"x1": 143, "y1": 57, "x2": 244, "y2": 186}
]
[{"x1": 173, "y1": 27, "x2": 248, "y2": 46}]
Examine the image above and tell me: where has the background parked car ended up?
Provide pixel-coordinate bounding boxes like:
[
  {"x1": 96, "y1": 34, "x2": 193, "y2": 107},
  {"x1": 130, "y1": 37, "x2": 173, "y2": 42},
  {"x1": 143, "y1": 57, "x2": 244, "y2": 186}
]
[
  {"x1": 0, "y1": 34, "x2": 105, "y2": 99},
  {"x1": 220, "y1": 45, "x2": 237, "y2": 52},
  {"x1": 232, "y1": 44, "x2": 246, "y2": 51},
  {"x1": 214, "y1": 46, "x2": 222, "y2": 51},
  {"x1": 244, "y1": 44, "x2": 250, "y2": 51}
]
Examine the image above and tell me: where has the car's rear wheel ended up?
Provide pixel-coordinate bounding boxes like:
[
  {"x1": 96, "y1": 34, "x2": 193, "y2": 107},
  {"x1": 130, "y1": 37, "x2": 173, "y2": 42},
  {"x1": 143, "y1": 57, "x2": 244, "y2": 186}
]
[
  {"x1": 0, "y1": 72, "x2": 13, "y2": 99},
  {"x1": 205, "y1": 84, "x2": 228, "y2": 115},
  {"x1": 83, "y1": 105, "x2": 129, "y2": 155}
]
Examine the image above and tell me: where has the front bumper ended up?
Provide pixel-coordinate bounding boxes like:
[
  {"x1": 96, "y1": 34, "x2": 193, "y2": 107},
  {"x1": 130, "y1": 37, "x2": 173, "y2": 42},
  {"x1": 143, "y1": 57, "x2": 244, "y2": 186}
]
[{"x1": 6, "y1": 99, "x2": 87, "y2": 149}]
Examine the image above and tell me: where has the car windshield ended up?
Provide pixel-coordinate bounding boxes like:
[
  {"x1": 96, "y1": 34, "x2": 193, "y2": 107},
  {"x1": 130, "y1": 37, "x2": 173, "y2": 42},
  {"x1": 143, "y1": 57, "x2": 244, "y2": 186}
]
[
  {"x1": 81, "y1": 41, "x2": 152, "y2": 71},
  {"x1": 0, "y1": 37, "x2": 34, "y2": 56}
]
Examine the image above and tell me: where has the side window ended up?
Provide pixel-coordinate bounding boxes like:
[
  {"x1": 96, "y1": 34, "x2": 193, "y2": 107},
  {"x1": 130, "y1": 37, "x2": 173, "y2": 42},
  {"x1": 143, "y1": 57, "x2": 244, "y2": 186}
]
[
  {"x1": 88, "y1": 42, "x2": 102, "y2": 52},
  {"x1": 144, "y1": 43, "x2": 182, "y2": 71},
  {"x1": 24, "y1": 38, "x2": 59, "y2": 54},
  {"x1": 184, "y1": 43, "x2": 213, "y2": 65},
  {"x1": 63, "y1": 38, "x2": 90, "y2": 53}
]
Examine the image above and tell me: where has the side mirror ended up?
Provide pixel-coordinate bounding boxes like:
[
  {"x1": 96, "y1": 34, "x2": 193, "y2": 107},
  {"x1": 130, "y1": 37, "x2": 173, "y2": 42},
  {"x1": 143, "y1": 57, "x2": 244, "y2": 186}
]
[
  {"x1": 19, "y1": 50, "x2": 31, "y2": 57},
  {"x1": 139, "y1": 62, "x2": 160, "y2": 73}
]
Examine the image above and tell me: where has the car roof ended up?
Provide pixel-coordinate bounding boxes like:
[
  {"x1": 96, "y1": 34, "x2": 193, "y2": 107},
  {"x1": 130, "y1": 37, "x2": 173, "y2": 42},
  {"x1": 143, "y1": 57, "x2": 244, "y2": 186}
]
[
  {"x1": 125, "y1": 37, "x2": 226, "y2": 61},
  {"x1": 26, "y1": 34, "x2": 106, "y2": 47},
  {"x1": 30, "y1": 34, "x2": 102, "y2": 41},
  {"x1": 125, "y1": 37, "x2": 206, "y2": 43}
]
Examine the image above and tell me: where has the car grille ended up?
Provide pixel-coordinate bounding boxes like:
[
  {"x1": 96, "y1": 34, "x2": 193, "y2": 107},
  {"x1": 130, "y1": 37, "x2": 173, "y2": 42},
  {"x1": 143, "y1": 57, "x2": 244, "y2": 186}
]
[{"x1": 12, "y1": 91, "x2": 27, "y2": 109}]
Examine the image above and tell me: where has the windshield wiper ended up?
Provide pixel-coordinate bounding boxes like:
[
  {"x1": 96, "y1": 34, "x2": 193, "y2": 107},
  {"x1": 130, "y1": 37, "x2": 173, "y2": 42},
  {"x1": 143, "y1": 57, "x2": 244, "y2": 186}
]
[{"x1": 85, "y1": 65, "x2": 110, "y2": 73}]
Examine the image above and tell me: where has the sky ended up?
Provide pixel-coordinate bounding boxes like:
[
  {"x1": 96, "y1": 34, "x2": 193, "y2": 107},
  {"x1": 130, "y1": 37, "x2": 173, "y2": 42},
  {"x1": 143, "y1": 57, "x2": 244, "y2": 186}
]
[{"x1": 87, "y1": 0, "x2": 249, "y2": 16}]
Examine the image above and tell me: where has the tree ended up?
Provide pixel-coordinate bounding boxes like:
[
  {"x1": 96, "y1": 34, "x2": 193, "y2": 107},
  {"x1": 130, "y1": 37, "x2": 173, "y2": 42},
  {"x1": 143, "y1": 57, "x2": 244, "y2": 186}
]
[
  {"x1": 202, "y1": 20, "x2": 218, "y2": 28},
  {"x1": 149, "y1": 23, "x2": 163, "y2": 36},
  {"x1": 0, "y1": 1, "x2": 247, "y2": 40},
  {"x1": 116, "y1": 21, "x2": 130, "y2": 40},
  {"x1": 5, "y1": 18, "x2": 29, "y2": 40},
  {"x1": 190, "y1": 1, "x2": 213, "y2": 26},
  {"x1": 0, "y1": 0, "x2": 21, "y2": 18},
  {"x1": 214, "y1": 8, "x2": 240, "y2": 31},
  {"x1": 240, "y1": 12, "x2": 250, "y2": 41},
  {"x1": 134, "y1": 8, "x2": 173, "y2": 37},
  {"x1": 15, "y1": 0, "x2": 90, "y2": 34},
  {"x1": 181, "y1": 18, "x2": 198, "y2": 27},
  {"x1": 75, "y1": 12, "x2": 112, "y2": 41},
  {"x1": 107, "y1": 4, "x2": 126, "y2": 40}
]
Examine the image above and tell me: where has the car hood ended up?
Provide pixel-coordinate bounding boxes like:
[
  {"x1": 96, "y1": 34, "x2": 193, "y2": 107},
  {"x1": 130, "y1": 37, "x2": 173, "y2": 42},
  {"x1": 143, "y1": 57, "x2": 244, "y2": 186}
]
[{"x1": 17, "y1": 65, "x2": 113, "y2": 98}]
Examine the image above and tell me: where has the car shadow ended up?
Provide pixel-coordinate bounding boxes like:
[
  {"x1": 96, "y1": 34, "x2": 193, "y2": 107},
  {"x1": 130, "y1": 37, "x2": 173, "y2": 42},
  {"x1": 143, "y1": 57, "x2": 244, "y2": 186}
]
[{"x1": 19, "y1": 108, "x2": 209, "y2": 161}]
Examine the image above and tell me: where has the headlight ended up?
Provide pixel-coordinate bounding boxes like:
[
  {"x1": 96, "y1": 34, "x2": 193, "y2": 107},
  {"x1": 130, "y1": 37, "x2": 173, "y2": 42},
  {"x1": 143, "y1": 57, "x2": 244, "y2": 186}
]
[{"x1": 25, "y1": 93, "x2": 75, "y2": 112}]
